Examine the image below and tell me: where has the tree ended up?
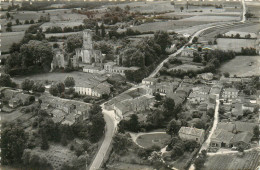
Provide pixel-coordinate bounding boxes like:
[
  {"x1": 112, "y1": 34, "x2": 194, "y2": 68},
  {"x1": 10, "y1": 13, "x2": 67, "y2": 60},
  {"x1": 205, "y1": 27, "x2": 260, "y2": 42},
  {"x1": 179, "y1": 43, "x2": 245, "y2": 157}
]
[
  {"x1": 65, "y1": 34, "x2": 83, "y2": 53},
  {"x1": 21, "y1": 79, "x2": 34, "y2": 91},
  {"x1": 194, "y1": 156, "x2": 206, "y2": 170},
  {"x1": 29, "y1": 19, "x2": 35, "y2": 24},
  {"x1": 166, "y1": 119, "x2": 181, "y2": 137},
  {"x1": 20, "y1": 40, "x2": 53, "y2": 72},
  {"x1": 1, "y1": 125, "x2": 27, "y2": 165},
  {"x1": 25, "y1": 20, "x2": 30, "y2": 24},
  {"x1": 89, "y1": 113, "x2": 105, "y2": 142},
  {"x1": 0, "y1": 73, "x2": 16, "y2": 87},
  {"x1": 16, "y1": 19, "x2": 20, "y2": 25},
  {"x1": 113, "y1": 133, "x2": 131, "y2": 154},
  {"x1": 154, "y1": 31, "x2": 171, "y2": 53},
  {"x1": 89, "y1": 104, "x2": 102, "y2": 117},
  {"x1": 207, "y1": 108, "x2": 214, "y2": 118},
  {"x1": 192, "y1": 37, "x2": 198, "y2": 43},
  {"x1": 6, "y1": 27, "x2": 12, "y2": 32},
  {"x1": 100, "y1": 23, "x2": 106, "y2": 37},
  {"x1": 223, "y1": 72, "x2": 230, "y2": 78},
  {"x1": 154, "y1": 93, "x2": 162, "y2": 101},
  {"x1": 6, "y1": 12, "x2": 11, "y2": 19},
  {"x1": 253, "y1": 126, "x2": 259, "y2": 139},
  {"x1": 49, "y1": 84, "x2": 59, "y2": 96},
  {"x1": 41, "y1": 132, "x2": 49, "y2": 150},
  {"x1": 95, "y1": 24, "x2": 99, "y2": 36},
  {"x1": 128, "y1": 114, "x2": 139, "y2": 132},
  {"x1": 56, "y1": 82, "x2": 65, "y2": 94},
  {"x1": 180, "y1": 6, "x2": 184, "y2": 12},
  {"x1": 64, "y1": 76, "x2": 75, "y2": 87},
  {"x1": 163, "y1": 97, "x2": 175, "y2": 111},
  {"x1": 194, "y1": 120, "x2": 206, "y2": 129}
]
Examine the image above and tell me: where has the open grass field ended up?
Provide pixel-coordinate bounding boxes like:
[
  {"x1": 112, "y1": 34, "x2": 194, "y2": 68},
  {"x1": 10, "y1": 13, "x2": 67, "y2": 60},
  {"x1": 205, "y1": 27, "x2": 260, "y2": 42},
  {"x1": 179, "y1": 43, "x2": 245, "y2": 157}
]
[
  {"x1": 12, "y1": 71, "x2": 106, "y2": 87},
  {"x1": 219, "y1": 55, "x2": 260, "y2": 77},
  {"x1": 136, "y1": 133, "x2": 170, "y2": 148},
  {"x1": 1, "y1": 32, "x2": 25, "y2": 53},
  {"x1": 203, "y1": 150, "x2": 260, "y2": 170},
  {"x1": 133, "y1": 20, "x2": 213, "y2": 32},
  {"x1": 216, "y1": 38, "x2": 257, "y2": 53}
]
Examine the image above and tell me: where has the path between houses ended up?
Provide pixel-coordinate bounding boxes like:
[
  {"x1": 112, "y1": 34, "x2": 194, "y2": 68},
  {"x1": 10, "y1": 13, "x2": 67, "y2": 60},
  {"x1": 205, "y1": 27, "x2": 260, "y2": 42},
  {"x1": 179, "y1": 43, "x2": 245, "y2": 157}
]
[{"x1": 189, "y1": 95, "x2": 220, "y2": 170}]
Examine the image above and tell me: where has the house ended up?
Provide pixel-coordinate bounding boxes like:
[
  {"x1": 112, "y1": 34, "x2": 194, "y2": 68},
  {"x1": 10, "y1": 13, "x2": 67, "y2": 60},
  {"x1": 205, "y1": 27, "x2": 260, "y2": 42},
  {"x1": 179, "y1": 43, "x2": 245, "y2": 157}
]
[
  {"x1": 83, "y1": 64, "x2": 102, "y2": 74},
  {"x1": 242, "y1": 103, "x2": 257, "y2": 112},
  {"x1": 210, "y1": 84, "x2": 223, "y2": 96},
  {"x1": 114, "y1": 95, "x2": 154, "y2": 116},
  {"x1": 104, "y1": 61, "x2": 140, "y2": 76},
  {"x1": 222, "y1": 88, "x2": 239, "y2": 99},
  {"x1": 210, "y1": 129, "x2": 235, "y2": 148},
  {"x1": 178, "y1": 127, "x2": 205, "y2": 144},
  {"x1": 197, "y1": 73, "x2": 214, "y2": 81},
  {"x1": 39, "y1": 95, "x2": 92, "y2": 124},
  {"x1": 142, "y1": 77, "x2": 158, "y2": 86},
  {"x1": 9, "y1": 93, "x2": 35, "y2": 108},
  {"x1": 230, "y1": 132, "x2": 253, "y2": 149},
  {"x1": 181, "y1": 47, "x2": 197, "y2": 57},
  {"x1": 74, "y1": 81, "x2": 111, "y2": 98}
]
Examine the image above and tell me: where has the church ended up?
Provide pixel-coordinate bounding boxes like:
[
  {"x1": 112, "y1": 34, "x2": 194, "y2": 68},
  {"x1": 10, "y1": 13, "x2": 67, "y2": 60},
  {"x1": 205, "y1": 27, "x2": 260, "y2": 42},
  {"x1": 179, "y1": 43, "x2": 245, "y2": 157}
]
[{"x1": 72, "y1": 29, "x2": 103, "y2": 67}]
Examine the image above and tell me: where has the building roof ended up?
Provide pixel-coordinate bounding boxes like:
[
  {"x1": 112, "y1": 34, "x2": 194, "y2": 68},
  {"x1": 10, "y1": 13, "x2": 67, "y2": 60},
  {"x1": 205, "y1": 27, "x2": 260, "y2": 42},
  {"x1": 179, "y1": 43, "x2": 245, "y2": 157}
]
[
  {"x1": 142, "y1": 77, "x2": 158, "y2": 83},
  {"x1": 231, "y1": 132, "x2": 253, "y2": 144},
  {"x1": 234, "y1": 121, "x2": 257, "y2": 134},
  {"x1": 179, "y1": 127, "x2": 205, "y2": 138},
  {"x1": 217, "y1": 122, "x2": 235, "y2": 132},
  {"x1": 211, "y1": 129, "x2": 235, "y2": 144},
  {"x1": 223, "y1": 88, "x2": 239, "y2": 93}
]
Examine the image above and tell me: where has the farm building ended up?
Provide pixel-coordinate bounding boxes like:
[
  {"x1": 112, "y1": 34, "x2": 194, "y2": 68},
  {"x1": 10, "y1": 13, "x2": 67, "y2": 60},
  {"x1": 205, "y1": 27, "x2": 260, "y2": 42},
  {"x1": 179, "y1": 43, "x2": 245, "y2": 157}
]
[{"x1": 178, "y1": 127, "x2": 205, "y2": 144}]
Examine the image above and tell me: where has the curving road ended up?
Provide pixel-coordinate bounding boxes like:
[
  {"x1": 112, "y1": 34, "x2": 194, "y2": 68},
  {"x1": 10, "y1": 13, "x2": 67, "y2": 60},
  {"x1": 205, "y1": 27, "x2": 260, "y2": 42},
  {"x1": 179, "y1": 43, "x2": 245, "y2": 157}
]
[{"x1": 89, "y1": 0, "x2": 247, "y2": 169}]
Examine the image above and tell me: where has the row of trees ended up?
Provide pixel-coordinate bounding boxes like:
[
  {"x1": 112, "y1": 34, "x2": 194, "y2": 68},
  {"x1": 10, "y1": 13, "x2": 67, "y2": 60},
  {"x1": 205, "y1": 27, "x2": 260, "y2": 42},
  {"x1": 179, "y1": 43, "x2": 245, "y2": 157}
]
[{"x1": 45, "y1": 25, "x2": 85, "y2": 33}]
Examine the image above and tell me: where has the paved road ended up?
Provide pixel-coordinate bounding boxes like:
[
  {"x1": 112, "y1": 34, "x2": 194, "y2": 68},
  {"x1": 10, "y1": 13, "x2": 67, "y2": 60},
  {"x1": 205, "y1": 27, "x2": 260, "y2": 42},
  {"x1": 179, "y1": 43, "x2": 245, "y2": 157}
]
[{"x1": 88, "y1": 105, "x2": 119, "y2": 170}]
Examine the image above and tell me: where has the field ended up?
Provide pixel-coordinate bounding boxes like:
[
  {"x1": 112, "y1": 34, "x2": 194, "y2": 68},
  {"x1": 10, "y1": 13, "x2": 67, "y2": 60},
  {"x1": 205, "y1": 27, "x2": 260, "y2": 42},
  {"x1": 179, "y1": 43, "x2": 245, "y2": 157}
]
[
  {"x1": 203, "y1": 151, "x2": 260, "y2": 170},
  {"x1": 1, "y1": 32, "x2": 25, "y2": 53},
  {"x1": 216, "y1": 38, "x2": 257, "y2": 53},
  {"x1": 231, "y1": 23, "x2": 260, "y2": 33},
  {"x1": 136, "y1": 133, "x2": 171, "y2": 148},
  {"x1": 105, "y1": 1, "x2": 175, "y2": 13},
  {"x1": 219, "y1": 55, "x2": 260, "y2": 77}
]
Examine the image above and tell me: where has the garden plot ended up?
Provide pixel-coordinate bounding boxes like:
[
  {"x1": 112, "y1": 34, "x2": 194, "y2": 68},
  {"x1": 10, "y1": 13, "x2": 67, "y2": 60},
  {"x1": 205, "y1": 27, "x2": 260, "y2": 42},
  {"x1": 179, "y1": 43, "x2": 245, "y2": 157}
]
[
  {"x1": 12, "y1": 24, "x2": 32, "y2": 32},
  {"x1": 33, "y1": 145, "x2": 74, "y2": 170},
  {"x1": 136, "y1": 133, "x2": 170, "y2": 148},
  {"x1": 203, "y1": 151, "x2": 260, "y2": 170}
]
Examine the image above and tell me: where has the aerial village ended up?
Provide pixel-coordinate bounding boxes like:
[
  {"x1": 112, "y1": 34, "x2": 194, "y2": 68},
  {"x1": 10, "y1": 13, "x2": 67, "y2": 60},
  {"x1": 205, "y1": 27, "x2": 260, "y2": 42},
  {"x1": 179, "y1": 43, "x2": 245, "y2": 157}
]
[{"x1": 0, "y1": 0, "x2": 260, "y2": 170}]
